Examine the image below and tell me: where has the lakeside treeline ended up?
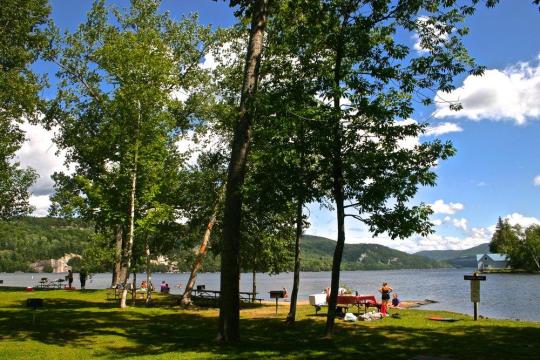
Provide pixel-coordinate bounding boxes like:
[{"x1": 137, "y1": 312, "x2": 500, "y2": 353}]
[{"x1": 0, "y1": 217, "x2": 448, "y2": 273}]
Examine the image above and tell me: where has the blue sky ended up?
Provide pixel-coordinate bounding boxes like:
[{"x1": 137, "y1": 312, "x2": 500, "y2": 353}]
[{"x1": 19, "y1": 1, "x2": 540, "y2": 253}]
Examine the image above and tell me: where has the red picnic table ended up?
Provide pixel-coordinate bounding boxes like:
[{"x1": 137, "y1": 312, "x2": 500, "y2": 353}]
[{"x1": 335, "y1": 294, "x2": 379, "y2": 315}]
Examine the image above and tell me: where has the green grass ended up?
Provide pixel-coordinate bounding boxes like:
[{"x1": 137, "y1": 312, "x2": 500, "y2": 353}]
[{"x1": 1, "y1": 287, "x2": 539, "y2": 359}]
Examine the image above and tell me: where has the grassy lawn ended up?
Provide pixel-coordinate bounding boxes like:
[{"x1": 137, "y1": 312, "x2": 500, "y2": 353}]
[{"x1": 0, "y1": 287, "x2": 539, "y2": 359}]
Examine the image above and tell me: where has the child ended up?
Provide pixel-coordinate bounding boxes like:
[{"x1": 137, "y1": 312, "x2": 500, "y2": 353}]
[{"x1": 391, "y1": 293, "x2": 400, "y2": 307}]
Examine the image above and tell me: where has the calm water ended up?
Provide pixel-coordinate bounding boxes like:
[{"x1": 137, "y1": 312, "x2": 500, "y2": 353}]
[{"x1": 1, "y1": 268, "x2": 538, "y2": 322}]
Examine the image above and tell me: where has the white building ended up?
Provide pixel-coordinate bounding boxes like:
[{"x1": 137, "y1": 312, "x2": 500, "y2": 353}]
[{"x1": 476, "y1": 253, "x2": 509, "y2": 271}]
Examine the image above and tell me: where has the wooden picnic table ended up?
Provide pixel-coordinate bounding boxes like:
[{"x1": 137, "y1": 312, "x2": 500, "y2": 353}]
[
  {"x1": 192, "y1": 289, "x2": 262, "y2": 303},
  {"x1": 36, "y1": 278, "x2": 64, "y2": 289}
]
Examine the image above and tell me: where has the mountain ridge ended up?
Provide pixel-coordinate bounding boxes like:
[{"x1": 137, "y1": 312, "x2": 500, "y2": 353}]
[
  {"x1": 300, "y1": 235, "x2": 450, "y2": 271},
  {"x1": 414, "y1": 243, "x2": 490, "y2": 267}
]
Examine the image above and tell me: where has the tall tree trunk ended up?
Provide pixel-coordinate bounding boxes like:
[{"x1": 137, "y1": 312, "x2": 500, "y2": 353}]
[
  {"x1": 218, "y1": 0, "x2": 268, "y2": 343},
  {"x1": 324, "y1": 17, "x2": 346, "y2": 338},
  {"x1": 120, "y1": 101, "x2": 141, "y2": 309},
  {"x1": 182, "y1": 187, "x2": 224, "y2": 306},
  {"x1": 286, "y1": 196, "x2": 303, "y2": 323},
  {"x1": 112, "y1": 224, "x2": 125, "y2": 287},
  {"x1": 145, "y1": 240, "x2": 152, "y2": 304},
  {"x1": 286, "y1": 120, "x2": 305, "y2": 324},
  {"x1": 131, "y1": 271, "x2": 136, "y2": 306}
]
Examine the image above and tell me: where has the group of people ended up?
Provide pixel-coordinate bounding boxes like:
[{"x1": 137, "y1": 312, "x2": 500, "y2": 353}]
[
  {"x1": 160, "y1": 281, "x2": 170, "y2": 293},
  {"x1": 379, "y1": 282, "x2": 400, "y2": 310},
  {"x1": 66, "y1": 269, "x2": 88, "y2": 290}
]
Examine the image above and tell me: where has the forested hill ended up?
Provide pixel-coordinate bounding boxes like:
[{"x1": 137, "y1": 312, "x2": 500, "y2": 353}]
[
  {"x1": 415, "y1": 243, "x2": 490, "y2": 261},
  {"x1": 414, "y1": 243, "x2": 489, "y2": 268},
  {"x1": 300, "y1": 235, "x2": 450, "y2": 271},
  {"x1": 0, "y1": 218, "x2": 449, "y2": 272},
  {"x1": 0, "y1": 217, "x2": 93, "y2": 272}
]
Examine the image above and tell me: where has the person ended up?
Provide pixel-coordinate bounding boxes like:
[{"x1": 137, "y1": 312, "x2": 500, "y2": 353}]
[
  {"x1": 160, "y1": 281, "x2": 170, "y2": 293},
  {"x1": 141, "y1": 280, "x2": 148, "y2": 290},
  {"x1": 67, "y1": 270, "x2": 73, "y2": 288},
  {"x1": 391, "y1": 293, "x2": 400, "y2": 307},
  {"x1": 79, "y1": 268, "x2": 87, "y2": 290},
  {"x1": 378, "y1": 282, "x2": 393, "y2": 315}
]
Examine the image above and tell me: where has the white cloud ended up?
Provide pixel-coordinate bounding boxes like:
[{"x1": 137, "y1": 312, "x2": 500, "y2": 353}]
[
  {"x1": 413, "y1": 16, "x2": 450, "y2": 54},
  {"x1": 451, "y1": 217, "x2": 468, "y2": 231},
  {"x1": 200, "y1": 41, "x2": 238, "y2": 71},
  {"x1": 434, "y1": 56, "x2": 540, "y2": 124},
  {"x1": 425, "y1": 122, "x2": 463, "y2": 136},
  {"x1": 394, "y1": 118, "x2": 420, "y2": 150},
  {"x1": 534, "y1": 175, "x2": 540, "y2": 186},
  {"x1": 175, "y1": 129, "x2": 227, "y2": 166},
  {"x1": 429, "y1": 199, "x2": 464, "y2": 215},
  {"x1": 29, "y1": 195, "x2": 51, "y2": 217},
  {"x1": 503, "y1": 213, "x2": 540, "y2": 228},
  {"x1": 14, "y1": 121, "x2": 70, "y2": 217},
  {"x1": 392, "y1": 119, "x2": 462, "y2": 150},
  {"x1": 170, "y1": 88, "x2": 190, "y2": 103},
  {"x1": 306, "y1": 206, "x2": 540, "y2": 253}
]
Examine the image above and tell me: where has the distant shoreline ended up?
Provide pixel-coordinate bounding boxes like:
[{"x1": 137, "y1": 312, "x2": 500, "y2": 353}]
[
  {"x1": 280, "y1": 298, "x2": 437, "y2": 309},
  {"x1": 479, "y1": 269, "x2": 540, "y2": 274}
]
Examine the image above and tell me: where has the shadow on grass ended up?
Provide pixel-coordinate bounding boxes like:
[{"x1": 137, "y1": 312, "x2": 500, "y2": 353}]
[{"x1": 1, "y1": 288, "x2": 540, "y2": 359}]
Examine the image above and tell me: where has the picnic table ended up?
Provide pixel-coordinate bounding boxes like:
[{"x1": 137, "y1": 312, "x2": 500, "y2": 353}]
[
  {"x1": 192, "y1": 288, "x2": 262, "y2": 303},
  {"x1": 106, "y1": 284, "x2": 147, "y2": 301},
  {"x1": 36, "y1": 278, "x2": 64, "y2": 289},
  {"x1": 309, "y1": 293, "x2": 379, "y2": 315},
  {"x1": 336, "y1": 294, "x2": 378, "y2": 314}
]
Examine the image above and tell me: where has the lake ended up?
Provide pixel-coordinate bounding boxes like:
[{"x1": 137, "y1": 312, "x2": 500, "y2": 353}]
[{"x1": 1, "y1": 268, "x2": 538, "y2": 322}]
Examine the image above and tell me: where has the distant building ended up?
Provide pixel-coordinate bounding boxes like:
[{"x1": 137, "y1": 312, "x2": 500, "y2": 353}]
[{"x1": 476, "y1": 253, "x2": 509, "y2": 270}]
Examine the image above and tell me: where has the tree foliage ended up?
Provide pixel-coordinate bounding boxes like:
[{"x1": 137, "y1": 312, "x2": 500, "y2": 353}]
[
  {"x1": 0, "y1": 0, "x2": 48, "y2": 218},
  {"x1": 490, "y1": 218, "x2": 540, "y2": 272},
  {"x1": 0, "y1": 216, "x2": 93, "y2": 272},
  {"x1": 262, "y1": 0, "x2": 499, "y2": 336},
  {"x1": 45, "y1": 0, "x2": 222, "y2": 305}
]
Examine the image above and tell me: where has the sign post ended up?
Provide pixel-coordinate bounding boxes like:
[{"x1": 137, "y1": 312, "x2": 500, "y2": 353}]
[{"x1": 464, "y1": 273, "x2": 486, "y2": 320}]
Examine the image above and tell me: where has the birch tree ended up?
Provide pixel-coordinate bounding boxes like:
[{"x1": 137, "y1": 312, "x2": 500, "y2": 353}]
[{"x1": 46, "y1": 0, "x2": 217, "y2": 307}]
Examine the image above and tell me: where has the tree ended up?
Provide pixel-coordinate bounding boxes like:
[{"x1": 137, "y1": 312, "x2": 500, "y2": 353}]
[
  {"x1": 180, "y1": 150, "x2": 228, "y2": 306},
  {"x1": 257, "y1": 16, "x2": 330, "y2": 323},
  {"x1": 267, "y1": 0, "x2": 498, "y2": 337},
  {"x1": 46, "y1": 0, "x2": 217, "y2": 307},
  {"x1": 491, "y1": 219, "x2": 540, "y2": 272},
  {"x1": 524, "y1": 225, "x2": 540, "y2": 271},
  {"x1": 490, "y1": 217, "x2": 516, "y2": 253},
  {"x1": 240, "y1": 156, "x2": 298, "y2": 299},
  {"x1": 0, "y1": 0, "x2": 48, "y2": 218},
  {"x1": 218, "y1": 0, "x2": 269, "y2": 343}
]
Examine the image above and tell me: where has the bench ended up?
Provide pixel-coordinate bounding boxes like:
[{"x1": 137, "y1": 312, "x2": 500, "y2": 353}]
[
  {"x1": 106, "y1": 288, "x2": 121, "y2": 300},
  {"x1": 107, "y1": 286, "x2": 147, "y2": 301}
]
